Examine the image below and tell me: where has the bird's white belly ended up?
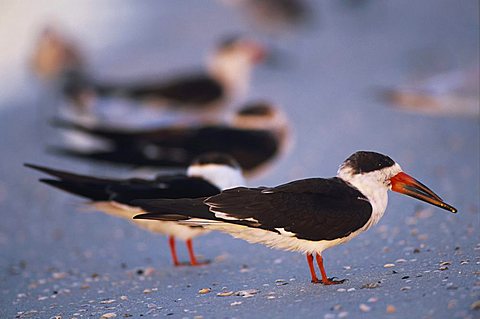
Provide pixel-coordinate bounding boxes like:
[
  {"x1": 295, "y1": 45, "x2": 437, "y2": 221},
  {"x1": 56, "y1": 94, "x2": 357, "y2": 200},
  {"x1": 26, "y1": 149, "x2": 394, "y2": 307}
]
[
  {"x1": 89, "y1": 201, "x2": 208, "y2": 240},
  {"x1": 204, "y1": 223, "x2": 363, "y2": 254}
]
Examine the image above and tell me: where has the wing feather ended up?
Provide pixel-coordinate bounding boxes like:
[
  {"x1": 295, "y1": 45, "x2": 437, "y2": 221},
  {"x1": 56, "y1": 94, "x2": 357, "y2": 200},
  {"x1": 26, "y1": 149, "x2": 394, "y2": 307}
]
[{"x1": 204, "y1": 178, "x2": 372, "y2": 241}]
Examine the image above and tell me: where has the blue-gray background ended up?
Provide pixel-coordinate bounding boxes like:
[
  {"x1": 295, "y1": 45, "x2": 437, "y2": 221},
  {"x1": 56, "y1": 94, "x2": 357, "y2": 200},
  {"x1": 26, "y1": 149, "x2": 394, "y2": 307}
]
[{"x1": 0, "y1": 1, "x2": 478, "y2": 318}]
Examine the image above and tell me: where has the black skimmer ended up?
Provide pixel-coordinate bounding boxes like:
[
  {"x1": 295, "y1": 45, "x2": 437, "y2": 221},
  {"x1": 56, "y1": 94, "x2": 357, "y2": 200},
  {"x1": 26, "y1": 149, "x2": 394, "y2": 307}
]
[
  {"x1": 31, "y1": 29, "x2": 265, "y2": 120},
  {"x1": 51, "y1": 101, "x2": 290, "y2": 176},
  {"x1": 25, "y1": 153, "x2": 245, "y2": 266},
  {"x1": 381, "y1": 65, "x2": 480, "y2": 118},
  {"x1": 133, "y1": 151, "x2": 457, "y2": 284},
  {"x1": 88, "y1": 35, "x2": 266, "y2": 111}
]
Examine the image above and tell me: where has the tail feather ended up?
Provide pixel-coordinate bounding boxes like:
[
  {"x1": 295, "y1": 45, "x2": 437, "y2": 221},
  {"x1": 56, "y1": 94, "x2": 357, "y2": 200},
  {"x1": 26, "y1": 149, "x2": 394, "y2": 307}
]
[
  {"x1": 132, "y1": 198, "x2": 214, "y2": 221},
  {"x1": 50, "y1": 117, "x2": 95, "y2": 133},
  {"x1": 25, "y1": 163, "x2": 114, "y2": 201},
  {"x1": 25, "y1": 163, "x2": 112, "y2": 183},
  {"x1": 132, "y1": 199, "x2": 258, "y2": 229},
  {"x1": 51, "y1": 118, "x2": 139, "y2": 141},
  {"x1": 40, "y1": 179, "x2": 111, "y2": 201},
  {"x1": 47, "y1": 146, "x2": 190, "y2": 168}
]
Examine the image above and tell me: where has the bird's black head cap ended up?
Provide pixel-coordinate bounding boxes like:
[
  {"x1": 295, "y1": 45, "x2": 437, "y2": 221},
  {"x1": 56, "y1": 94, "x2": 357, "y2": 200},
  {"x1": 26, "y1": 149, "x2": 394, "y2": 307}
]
[
  {"x1": 217, "y1": 34, "x2": 243, "y2": 49},
  {"x1": 344, "y1": 151, "x2": 395, "y2": 174},
  {"x1": 237, "y1": 101, "x2": 274, "y2": 117}
]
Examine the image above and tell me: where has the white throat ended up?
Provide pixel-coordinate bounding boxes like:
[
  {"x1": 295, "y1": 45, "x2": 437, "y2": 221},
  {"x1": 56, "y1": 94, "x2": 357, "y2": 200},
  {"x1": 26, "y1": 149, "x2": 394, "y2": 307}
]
[
  {"x1": 337, "y1": 163, "x2": 403, "y2": 229},
  {"x1": 187, "y1": 164, "x2": 245, "y2": 191}
]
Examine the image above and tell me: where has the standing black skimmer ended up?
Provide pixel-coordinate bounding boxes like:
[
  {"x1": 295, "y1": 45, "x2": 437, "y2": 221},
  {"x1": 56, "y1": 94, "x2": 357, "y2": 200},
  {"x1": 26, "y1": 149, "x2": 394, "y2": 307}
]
[
  {"x1": 51, "y1": 101, "x2": 290, "y2": 176},
  {"x1": 31, "y1": 29, "x2": 265, "y2": 121},
  {"x1": 89, "y1": 35, "x2": 266, "y2": 112},
  {"x1": 133, "y1": 151, "x2": 457, "y2": 284},
  {"x1": 25, "y1": 153, "x2": 245, "y2": 266}
]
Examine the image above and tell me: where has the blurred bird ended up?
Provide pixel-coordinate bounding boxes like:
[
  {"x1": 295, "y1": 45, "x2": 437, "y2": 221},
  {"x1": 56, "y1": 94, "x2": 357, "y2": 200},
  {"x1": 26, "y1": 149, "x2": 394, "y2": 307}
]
[
  {"x1": 31, "y1": 26, "x2": 84, "y2": 81},
  {"x1": 92, "y1": 35, "x2": 266, "y2": 112},
  {"x1": 133, "y1": 151, "x2": 457, "y2": 284},
  {"x1": 31, "y1": 29, "x2": 266, "y2": 122},
  {"x1": 381, "y1": 65, "x2": 479, "y2": 118},
  {"x1": 30, "y1": 26, "x2": 92, "y2": 108},
  {"x1": 25, "y1": 153, "x2": 245, "y2": 266},
  {"x1": 51, "y1": 101, "x2": 291, "y2": 176},
  {"x1": 222, "y1": 0, "x2": 314, "y2": 35}
]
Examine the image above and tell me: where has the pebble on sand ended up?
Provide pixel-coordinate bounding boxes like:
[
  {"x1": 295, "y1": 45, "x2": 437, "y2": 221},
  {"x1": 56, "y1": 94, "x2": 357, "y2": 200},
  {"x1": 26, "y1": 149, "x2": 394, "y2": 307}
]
[
  {"x1": 359, "y1": 304, "x2": 371, "y2": 312},
  {"x1": 198, "y1": 288, "x2": 211, "y2": 294},
  {"x1": 386, "y1": 305, "x2": 397, "y2": 314},
  {"x1": 367, "y1": 297, "x2": 379, "y2": 303},
  {"x1": 471, "y1": 300, "x2": 480, "y2": 310},
  {"x1": 52, "y1": 272, "x2": 67, "y2": 279},
  {"x1": 236, "y1": 289, "x2": 259, "y2": 298},
  {"x1": 217, "y1": 291, "x2": 234, "y2": 297},
  {"x1": 361, "y1": 282, "x2": 380, "y2": 289},
  {"x1": 100, "y1": 313, "x2": 116, "y2": 319}
]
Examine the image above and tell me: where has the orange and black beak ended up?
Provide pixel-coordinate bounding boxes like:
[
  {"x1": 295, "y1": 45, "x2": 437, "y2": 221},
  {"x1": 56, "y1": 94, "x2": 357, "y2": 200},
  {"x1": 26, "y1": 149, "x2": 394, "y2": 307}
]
[{"x1": 390, "y1": 172, "x2": 457, "y2": 213}]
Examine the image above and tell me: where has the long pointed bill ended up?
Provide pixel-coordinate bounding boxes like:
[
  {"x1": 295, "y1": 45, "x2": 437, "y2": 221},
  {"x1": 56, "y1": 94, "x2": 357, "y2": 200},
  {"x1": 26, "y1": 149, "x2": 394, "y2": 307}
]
[{"x1": 390, "y1": 172, "x2": 457, "y2": 213}]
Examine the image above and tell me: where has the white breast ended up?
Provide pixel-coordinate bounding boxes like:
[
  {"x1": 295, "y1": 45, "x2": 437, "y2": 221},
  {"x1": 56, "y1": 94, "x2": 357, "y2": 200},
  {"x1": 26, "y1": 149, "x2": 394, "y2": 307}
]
[{"x1": 194, "y1": 222, "x2": 355, "y2": 254}]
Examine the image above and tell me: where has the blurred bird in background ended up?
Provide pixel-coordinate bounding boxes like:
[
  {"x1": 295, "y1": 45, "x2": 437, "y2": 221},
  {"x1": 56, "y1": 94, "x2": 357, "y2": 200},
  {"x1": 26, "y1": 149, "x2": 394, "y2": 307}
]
[
  {"x1": 382, "y1": 65, "x2": 479, "y2": 118},
  {"x1": 31, "y1": 28, "x2": 267, "y2": 126},
  {"x1": 25, "y1": 153, "x2": 245, "y2": 266},
  {"x1": 50, "y1": 101, "x2": 291, "y2": 177},
  {"x1": 221, "y1": 0, "x2": 314, "y2": 35}
]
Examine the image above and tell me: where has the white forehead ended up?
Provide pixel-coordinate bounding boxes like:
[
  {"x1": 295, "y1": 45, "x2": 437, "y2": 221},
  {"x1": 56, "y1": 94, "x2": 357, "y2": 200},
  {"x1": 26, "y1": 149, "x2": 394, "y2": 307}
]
[{"x1": 374, "y1": 163, "x2": 403, "y2": 181}]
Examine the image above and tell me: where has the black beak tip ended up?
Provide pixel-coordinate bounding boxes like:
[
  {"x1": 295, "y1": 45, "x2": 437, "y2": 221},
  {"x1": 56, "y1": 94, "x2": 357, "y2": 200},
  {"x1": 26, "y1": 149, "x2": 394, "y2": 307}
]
[{"x1": 443, "y1": 203, "x2": 457, "y2": 213}]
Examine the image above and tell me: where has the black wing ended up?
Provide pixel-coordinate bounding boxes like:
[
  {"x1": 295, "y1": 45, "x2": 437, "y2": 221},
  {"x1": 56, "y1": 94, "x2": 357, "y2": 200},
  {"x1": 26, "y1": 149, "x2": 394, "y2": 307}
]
[
  {"x1": 48, "y1": 146, "x2": 193, "y2": 168},
  {"x1": 134, "y1": 178, "x2": 372, "y2": 241},
  {"x1": 109, "y1": 177, "x2": 220, "y2": 203},
  {"x1": 51, "y1": 125, "x2": 280, "y2": 172},
  {"x1": 179, "y1": 127, "x2": 280, "y2": 171},
  {"x1": 51, "y1": 118, "x2": 189, "y2": 141},
  {"x1": 94, "y1": 73, "x2": 224, "y2": 106},
  {"x1": 25, "y1": 163, "x2": 221, "y2": 203}
]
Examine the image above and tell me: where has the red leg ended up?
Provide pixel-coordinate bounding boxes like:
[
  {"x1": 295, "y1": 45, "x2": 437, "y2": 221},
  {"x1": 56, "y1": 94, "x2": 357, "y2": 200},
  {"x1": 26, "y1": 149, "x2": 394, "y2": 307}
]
[
  {"x1": 315, "y1": 254, "x2": 345, "y2": 285},
  {"x1": 186, "y1": 239, "x2": 209, "y2": 266},
  {"x1": 306, "y1": 253, "x2": 320, "y2": 283},
  {"x1": 168, "y1": 236, "x2": 181, "y2": 267}
]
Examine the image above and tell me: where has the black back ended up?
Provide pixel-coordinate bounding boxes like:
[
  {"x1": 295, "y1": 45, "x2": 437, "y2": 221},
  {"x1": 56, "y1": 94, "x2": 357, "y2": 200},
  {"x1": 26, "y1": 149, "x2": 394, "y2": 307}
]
[
  {"x1": 134, "y1": 177, "x2": 373, "y2": 241},
  {"x1": 94, "y1": 73, "x2": 224, "y2": 106},
  {"x1": 51, "y1": 124, "x2": 280, "y2": 172}
]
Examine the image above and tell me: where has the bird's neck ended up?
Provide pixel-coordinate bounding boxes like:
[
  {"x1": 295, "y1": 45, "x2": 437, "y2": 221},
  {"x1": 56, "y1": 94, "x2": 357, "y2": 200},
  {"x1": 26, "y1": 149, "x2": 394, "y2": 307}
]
[
  {"x1": 208, "y1": 55, "x2": 252, "y2": 99},
  {"x1": 337, "y1": 170, "x2": 389, "y2": 229}
]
